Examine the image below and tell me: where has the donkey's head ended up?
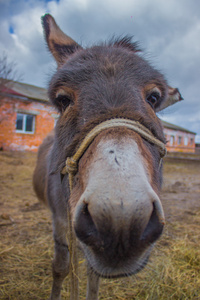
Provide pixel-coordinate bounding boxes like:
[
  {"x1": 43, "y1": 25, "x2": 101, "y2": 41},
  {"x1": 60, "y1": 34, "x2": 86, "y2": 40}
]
[{"x1": 42, "y1": 14, "x2": 182, "y2": 278}]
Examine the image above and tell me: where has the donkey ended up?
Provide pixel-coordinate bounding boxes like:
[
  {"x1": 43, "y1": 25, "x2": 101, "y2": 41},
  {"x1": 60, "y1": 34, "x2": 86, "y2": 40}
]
[{"x1": 33, "y1": 14, "x2": 182, "y2": 300}]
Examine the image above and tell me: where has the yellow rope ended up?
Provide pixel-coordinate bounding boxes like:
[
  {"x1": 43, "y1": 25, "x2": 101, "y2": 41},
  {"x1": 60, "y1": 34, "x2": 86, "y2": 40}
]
[
  {"x1": 67, "y1": 207, "x2": 79, "y2": 300},
  {"x1": 63, "y1": 118, "x2": 167, "y2": 299}
]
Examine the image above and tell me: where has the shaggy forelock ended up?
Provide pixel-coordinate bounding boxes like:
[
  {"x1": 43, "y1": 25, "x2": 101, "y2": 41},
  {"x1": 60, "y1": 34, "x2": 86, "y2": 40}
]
[{"x1": 104, "y1": 36, "x2": 141, "y2": 53}]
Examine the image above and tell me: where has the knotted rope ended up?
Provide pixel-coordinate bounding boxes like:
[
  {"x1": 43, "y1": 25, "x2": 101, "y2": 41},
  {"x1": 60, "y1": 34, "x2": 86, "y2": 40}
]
[{"x1": 61, "y1": 118, "x2": 167, "y2": 299}]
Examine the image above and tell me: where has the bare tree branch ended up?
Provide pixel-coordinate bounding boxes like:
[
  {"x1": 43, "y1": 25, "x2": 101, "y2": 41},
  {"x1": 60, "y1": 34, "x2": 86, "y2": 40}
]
[
  {"x1": 0, "y1": 52, "x2": 23, "y2": 124},
  {"x1": 0, "y1": 52, "x2": 23, "y2": 89}
]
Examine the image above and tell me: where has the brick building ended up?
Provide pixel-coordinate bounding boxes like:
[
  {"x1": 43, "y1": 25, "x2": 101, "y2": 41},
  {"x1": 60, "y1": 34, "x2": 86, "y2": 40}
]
[
  {"x1": 0, "y1": 81, "x2": 196, "y2": 153},
  {"x1": 0, "y1": 81, "x2": 58, "y2": 151},
  {"x1": 162, "y1": 121, "x2": 196, "y2": 153}
]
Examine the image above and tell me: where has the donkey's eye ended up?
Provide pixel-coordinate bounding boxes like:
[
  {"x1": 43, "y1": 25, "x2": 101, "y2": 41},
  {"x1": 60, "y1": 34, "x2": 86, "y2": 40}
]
[
  {"x1": 55, "y1": 94, "x2": 72, "y2": 112},
  {"x1": 146, "y1": 92, "x2": 161, "y2": 109}
]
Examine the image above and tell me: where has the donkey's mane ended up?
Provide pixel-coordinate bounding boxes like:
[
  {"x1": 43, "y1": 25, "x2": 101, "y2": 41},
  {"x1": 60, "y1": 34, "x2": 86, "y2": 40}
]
[{"x1": 106, "y1": 36, "x2": 141, "y2": 53}]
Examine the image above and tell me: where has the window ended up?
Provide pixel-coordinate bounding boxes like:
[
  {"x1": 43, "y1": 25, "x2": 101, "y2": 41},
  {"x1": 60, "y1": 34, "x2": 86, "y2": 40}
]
[
  {"x1": 184, "y1": 136, "x2": 188, "y2": 146},
  {"x1": 16, "y1": 113, "x2": 35, "y2": 134},
  {"x1": 178, "y1": 136, "x2": 182, "y2": 145},
  {"x1": 190, "y1": 138, "x2": 194, "y2": 145},
  {"x1": 170, "y1": 135, "x2": 175, "y2": 146}
]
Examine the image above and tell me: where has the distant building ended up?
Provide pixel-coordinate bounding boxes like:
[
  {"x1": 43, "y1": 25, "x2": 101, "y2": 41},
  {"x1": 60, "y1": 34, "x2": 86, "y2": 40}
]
[
  {"x1": 162, "y1": 121, "x2": 196, "y2": 153},
  {"x1": 0, "y1": 81, "x2": 196, "y2": 153},
  {"x1": 0, "y1": 81, "x2": 58, "y2": 151}
]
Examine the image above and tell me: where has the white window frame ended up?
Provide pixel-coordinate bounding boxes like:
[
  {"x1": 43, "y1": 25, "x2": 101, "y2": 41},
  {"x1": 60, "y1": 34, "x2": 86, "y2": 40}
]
[{"x1": 16, "y1": 113, "x2": 35, "y2": 134}]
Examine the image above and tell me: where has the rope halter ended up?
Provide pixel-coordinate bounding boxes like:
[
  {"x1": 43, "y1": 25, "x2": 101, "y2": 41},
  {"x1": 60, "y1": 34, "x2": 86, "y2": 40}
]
[{"x1": 61, "y1": 118, "x2": 167, "y2": 190}]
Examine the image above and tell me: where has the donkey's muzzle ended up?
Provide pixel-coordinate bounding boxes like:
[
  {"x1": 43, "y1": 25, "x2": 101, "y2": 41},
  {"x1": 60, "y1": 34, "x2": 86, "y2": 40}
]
[
  {"x1": 73, "y1": 135, "x2": 165, "y2": 276},
  {"x1": 74, "y1": 193, "x2": 164, "y2": 267}
]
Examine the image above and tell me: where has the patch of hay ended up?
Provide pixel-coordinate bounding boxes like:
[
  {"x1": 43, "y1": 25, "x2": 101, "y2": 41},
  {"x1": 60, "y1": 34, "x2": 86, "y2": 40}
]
[{"x1": 0, "y1": 153, "x2": 200, "y2": 299}]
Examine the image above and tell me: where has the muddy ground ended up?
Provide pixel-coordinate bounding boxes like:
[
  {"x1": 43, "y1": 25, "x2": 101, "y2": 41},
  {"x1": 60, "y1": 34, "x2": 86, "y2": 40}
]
[{"x1": 0, "y1": 151, "x2": 200, "y2": 299}]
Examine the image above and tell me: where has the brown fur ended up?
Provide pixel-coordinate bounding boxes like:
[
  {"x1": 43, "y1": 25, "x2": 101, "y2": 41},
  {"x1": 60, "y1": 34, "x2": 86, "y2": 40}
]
[{"x1": 33, "y1": 130, "x2": 54, "y2": 205}]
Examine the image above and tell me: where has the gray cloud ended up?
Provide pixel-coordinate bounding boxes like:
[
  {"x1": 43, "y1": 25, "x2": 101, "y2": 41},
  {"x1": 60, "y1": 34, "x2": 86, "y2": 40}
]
[{"x1": 0, "y1": 0, "x2": 199, "y2": 140}]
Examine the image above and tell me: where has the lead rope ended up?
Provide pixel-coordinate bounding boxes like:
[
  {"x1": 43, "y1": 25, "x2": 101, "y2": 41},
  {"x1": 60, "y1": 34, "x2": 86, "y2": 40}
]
[
  {"x1": 62, "y1": 118, "x2": 167, "y2": 299},
  {"x1": 67, "y1": 207, "x2": 79, "y2": 300}
]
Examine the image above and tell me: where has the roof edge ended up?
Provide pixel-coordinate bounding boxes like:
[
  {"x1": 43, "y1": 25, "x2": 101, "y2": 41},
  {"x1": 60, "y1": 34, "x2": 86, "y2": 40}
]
[{"x1": 161, "y1": 120, "x2": 196, "y2": 135}]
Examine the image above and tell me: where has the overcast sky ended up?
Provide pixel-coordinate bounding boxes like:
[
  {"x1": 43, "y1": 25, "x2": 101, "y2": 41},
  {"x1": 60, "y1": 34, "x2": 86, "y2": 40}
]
[{"x1": 0, "y1": 0, "x2": 200, "y2": 141}]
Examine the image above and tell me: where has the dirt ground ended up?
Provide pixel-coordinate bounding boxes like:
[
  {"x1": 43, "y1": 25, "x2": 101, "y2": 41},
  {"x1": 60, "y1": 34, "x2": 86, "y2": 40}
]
[{"x1": 0, "y1": 151, "x2": 200, "y2": 299}]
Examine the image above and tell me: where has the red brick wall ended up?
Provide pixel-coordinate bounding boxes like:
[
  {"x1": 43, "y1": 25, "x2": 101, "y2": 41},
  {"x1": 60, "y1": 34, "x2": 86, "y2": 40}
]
[{"x1": 0, "y1": 96, "x2": 58, "y2": 152}]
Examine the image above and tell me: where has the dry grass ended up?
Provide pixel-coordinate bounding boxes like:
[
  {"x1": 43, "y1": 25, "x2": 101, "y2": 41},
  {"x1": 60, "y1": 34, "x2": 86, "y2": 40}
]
[{"x1": 0, "y1": 151, "x2": 200, "y2": 299}]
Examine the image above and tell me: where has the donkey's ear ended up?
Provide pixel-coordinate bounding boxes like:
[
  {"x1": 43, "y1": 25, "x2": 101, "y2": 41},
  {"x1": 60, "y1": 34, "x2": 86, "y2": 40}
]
[
  {"x1": 41, "y1": 14, "x2": 82, "y2": 66},
  {"x1": 156, "y1": 86, "x2": 183, "y2": 112}
]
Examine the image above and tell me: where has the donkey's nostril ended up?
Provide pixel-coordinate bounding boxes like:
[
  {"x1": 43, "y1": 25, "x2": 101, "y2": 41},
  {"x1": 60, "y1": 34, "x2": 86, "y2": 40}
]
[
  {"x1": 74, "y1": 203, "x2": 100, "y2": 247},
  {"x1": 140, "y1": 203, "x2": 164, "y2": 244}
]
